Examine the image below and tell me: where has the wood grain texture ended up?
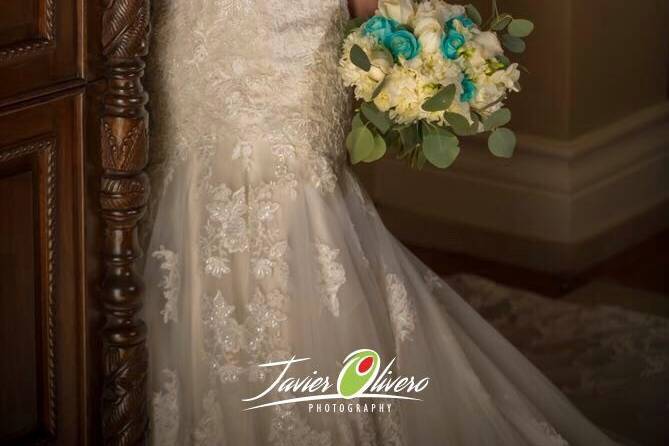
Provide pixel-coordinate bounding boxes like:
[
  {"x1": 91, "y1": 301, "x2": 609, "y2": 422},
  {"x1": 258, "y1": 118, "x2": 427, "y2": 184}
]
[
  {"x1": 99, "y1": 0, "x2": 151, "y2": 444},
  {"x1": 0, "y1": 0, "x2": 79, "y2": 103},
  {"x1": 0, "y1": 0, "x2": 56, "y2": 62},
  {"x1": 0, "y1": 138, "x2": 57, "y2": 441}
]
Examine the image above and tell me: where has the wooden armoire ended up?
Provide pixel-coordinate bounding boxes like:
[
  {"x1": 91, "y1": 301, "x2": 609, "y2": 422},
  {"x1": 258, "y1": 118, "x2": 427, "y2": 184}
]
[{"x1": 0, "y1": 0, "x2": 151, "y2": 444}]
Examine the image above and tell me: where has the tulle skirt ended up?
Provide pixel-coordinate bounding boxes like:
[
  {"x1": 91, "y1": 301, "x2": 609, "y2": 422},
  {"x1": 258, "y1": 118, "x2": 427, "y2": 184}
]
[{"x1": 144, "y1": 162, "x2": 618, "y2": 445}]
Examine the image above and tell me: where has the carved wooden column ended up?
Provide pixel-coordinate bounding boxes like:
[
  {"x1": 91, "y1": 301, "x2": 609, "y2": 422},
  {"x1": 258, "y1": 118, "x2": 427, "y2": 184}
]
[{"x1": 100, "y1": 0, "x2": 151, "y2": 444}]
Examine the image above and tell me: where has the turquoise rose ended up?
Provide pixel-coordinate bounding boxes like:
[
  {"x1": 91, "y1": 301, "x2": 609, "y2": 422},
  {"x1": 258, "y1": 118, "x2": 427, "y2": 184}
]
[
  {"x1": 383, "y1": 30, "x2": 421, "y2": 60},
  {"x1": 461, "y1": 76, "x2": 476, "y2": 102},
  {"x1": 446, "y1": 15, "x2": 475, "y2": 30},
  {"x1": 441, "y1": 30, "x2": 465, "y2": 60},
  {"x1": 362, "y1": 16, "x2": 398, "y2": 42}
]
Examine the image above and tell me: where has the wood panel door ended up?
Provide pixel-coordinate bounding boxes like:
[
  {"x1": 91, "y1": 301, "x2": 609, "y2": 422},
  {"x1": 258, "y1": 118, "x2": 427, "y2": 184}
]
[
  {"x1": 0, "y1": 92, "x2": 89, "y2": 445},
  {"x1": 0, "y1": 0, "x2": 81, "y2": 104}
]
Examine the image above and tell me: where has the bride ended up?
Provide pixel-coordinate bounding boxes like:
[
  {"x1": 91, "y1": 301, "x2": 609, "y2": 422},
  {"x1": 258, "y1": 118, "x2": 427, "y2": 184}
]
[{"x1": 144, "y1": 0, "x2": 619, "y2": 444}]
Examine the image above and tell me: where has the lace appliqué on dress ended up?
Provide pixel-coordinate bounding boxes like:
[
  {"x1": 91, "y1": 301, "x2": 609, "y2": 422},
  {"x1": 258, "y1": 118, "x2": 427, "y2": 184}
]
[
  {"x1": 152, "y1": 246, "x2": 180, "y2": 323},
  {"x1": 315, "y1": 242, "x2": 346, "y2": 317},
  {"x1": 534, "y1": 420, "x2": 569, "y2": 446},
  {"x1": 269, "y1": 404, "x2": 332, "y2": 446},
  {"x1": 202, "y1": 184, "x2": 249, "y2": 278},
  {"x1": 152, "y1": 369, "x2": 180, "y2": 446},
  {"x1": 385, "y1": 274, "x2": 417, "y2": 344},
  {"x1": 193, "y1": 390, "x2": 225, "y2": 445}
]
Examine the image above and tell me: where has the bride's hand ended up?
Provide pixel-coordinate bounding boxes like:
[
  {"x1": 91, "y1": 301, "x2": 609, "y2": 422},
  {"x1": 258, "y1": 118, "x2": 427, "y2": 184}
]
[{"x1": 348, "y1": 0, "x2": 377, "y2": 18}]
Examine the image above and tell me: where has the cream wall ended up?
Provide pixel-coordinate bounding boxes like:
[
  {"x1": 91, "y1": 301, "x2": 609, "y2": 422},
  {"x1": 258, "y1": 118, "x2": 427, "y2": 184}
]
[{"x1": 356, "y1": 0, "x2": 669, "y2": 273}]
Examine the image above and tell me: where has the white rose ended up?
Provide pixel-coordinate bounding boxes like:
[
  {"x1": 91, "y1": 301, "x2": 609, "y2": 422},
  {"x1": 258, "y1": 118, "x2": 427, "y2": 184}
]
[
  {"x1": 419, "y1": 31, "x2": 442, "y2": 54},
  {"x1": 378, "y1": 0, "x2": 415, "y2": 25},
  {"x1": 473, "y1": 32, "x2": 503, "y2": 59}
]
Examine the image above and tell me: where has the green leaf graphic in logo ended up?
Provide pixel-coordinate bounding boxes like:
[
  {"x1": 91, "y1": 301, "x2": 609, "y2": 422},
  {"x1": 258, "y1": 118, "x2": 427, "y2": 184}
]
[{"x1": 337, "y1": 349, "x2": 380, "y2": 399}]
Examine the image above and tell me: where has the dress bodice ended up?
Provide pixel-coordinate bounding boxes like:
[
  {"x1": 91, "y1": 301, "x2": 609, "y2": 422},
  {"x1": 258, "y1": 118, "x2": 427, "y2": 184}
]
[{"x1": 149, "y1": 0, "x2": 352, "y2": 194}]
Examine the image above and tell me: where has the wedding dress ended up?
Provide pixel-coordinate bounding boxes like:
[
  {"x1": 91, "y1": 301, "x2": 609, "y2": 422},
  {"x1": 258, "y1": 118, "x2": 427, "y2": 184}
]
[{"x1": 144, "y1": 0, "x2": 619, "y2": 444}]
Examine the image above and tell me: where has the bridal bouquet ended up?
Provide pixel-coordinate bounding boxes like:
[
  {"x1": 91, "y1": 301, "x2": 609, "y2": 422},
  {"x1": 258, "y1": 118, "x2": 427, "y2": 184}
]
[{"x1": 339, "y1": 0, "x2": 534, "y2": 168}]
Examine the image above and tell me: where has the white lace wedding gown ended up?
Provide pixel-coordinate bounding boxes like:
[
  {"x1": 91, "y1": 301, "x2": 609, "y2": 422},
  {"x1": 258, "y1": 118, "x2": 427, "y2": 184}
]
[{"x1": 144, "y1": 0, "x2": 619, "y2": 444}]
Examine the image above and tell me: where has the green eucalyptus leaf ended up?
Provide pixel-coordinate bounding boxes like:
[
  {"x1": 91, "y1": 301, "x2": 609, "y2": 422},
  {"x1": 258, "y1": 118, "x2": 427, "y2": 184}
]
[
  {"x1": 352, "y1": 112, "x2": 364, "y2": 129},
  {"x1": 465, "y1": 4, "x2": 482, "y2": 26},
  {"x1": 364, "y1": 134, "x2": 387, "y2": 163},
  {"x1": 469, "y1": 112, "x2": 482, "y2": 134},
  {"x1": 372, "y1": 77, "x2": 387, "y2": 99},
  {"x1": 508, "y1": 19, "x2": 534, "y2": 38},
  {"x1": 444, "y1": 112, "x2": 472, "y2": 136},
  {"x1": 422, "y1": 84, "x2": 456, "y2": 112},
  {"x1": 497, "y1": 54, "x2": 511, "y2": 67},
  {"x1": 483, "y1": 108, "x2": 512, "y2": 130},
  {"x1": 386, "y1": 131, "x2": 402, "y2": 154},
  {"x1": 491, "y1": 14, "x2": 513, "y2": 31},
  {"x1": 361, "y1": 102, "x2": 392, "y2": 134},
  {"x1": 422, "y1": 123, "x2": 460, "y2": 168},
  {"x1": 488, "y1": 128, "x2": 516, "y2": 158},
  {"x1": 345, "y1": 130, "x2": 354, "y2": 151},
  {"x1": 416, "y1": 148, "x2": 427, "y2": 169},
  {"x1": 399, "y1": 124, "x2": 419, "y2": 152},
  {"x1": 350, "y1": 126, "x2": 375, "y2": 164},
  {"x1": 350, "y1": 44, "x2": 371, "y2": 71},
  {"x1": 501, "y1": 34, "x2": 526, "y2": 53}
]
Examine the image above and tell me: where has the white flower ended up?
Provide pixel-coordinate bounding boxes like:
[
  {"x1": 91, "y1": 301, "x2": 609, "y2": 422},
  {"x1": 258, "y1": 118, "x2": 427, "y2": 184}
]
[
  {"x1": 339, "y1": 31, "x2": 390, "y2": 101},
  {"x1": 490, "y1": 63, "x2": 521, "y2": 91},
  {"x1": 413, "y1": 16, "x2": 442, "y2": 37},
  {"x1": 373, "y1": 90, "x2": 393, "y2": 112},
  {"x1": 433, "y1": 1, "x2": 466, "y2": 24},
  {"x1": 419, "y1": 31, "x2": 443, "y2": 54},
  {"x1": 414, "y1": 0, "x2": 463, "y2": 25},
  {"x1": 369, "y1": 49, "x2": 393, "y2": 82},
  {"x1": 473, "y1": 32, "x2": 504, "y2": 59},
  {"x1": 420, "y1": 52, "x2": 460, "y2": 86},
  {"x1": 470, "y1": 65, "x2": 521, "y2": 115},
  {"x1": 378, "y1": 0, "x2": 415, "y2": 25}
]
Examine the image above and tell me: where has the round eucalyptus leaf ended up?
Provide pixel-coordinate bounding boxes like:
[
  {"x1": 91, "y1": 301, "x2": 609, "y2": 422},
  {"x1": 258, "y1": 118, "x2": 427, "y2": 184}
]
[
  {"x1": 497, "y1": 54, "x2": 511, "y2": 67},
  {"x1": 483, "y1": 108, "x2": 512, "y2": 130},
  {"x1": 350, "y1": 126, "x2": 375, "y2": 164},
  {"x1": 501, "y1": 34, "x2": 526, "y2": 54},
  {"x1": 422, "y1": 84, "x2": 456, "y2": 112},
  {"x1": 491, "y1": 14, "x2": 513, "y2": 31},
  {"x1": 444, "y1": 112, "x2": 472, "y2": 136},
  {"x1": 423, "y1": 130, "x2": 460, "y2": 168},
  {"x1": 488, "y1": 128, "x2": 516, "y2": 158},
  {"x1": 361, "y1": 102, "x2": 392, "y2": 134},
  {"x1": 465, "y1": 4, "x2": 482, "y2": 26},
  {"x1": 508, "y1": 19, "x2": 534, "y2": 38},
  {"x1": 364, "y1": 134, "x2": 387, "y2": 163}
]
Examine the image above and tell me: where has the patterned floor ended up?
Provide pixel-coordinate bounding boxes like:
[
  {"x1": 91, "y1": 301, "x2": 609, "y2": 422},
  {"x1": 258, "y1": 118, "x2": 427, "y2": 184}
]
[{"x1": 448, "y1": 274, "x2": 669, "y2": 446}]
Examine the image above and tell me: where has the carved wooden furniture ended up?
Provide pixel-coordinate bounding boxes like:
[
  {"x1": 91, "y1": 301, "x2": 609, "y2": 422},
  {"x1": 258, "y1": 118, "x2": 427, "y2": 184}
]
[
  {"x1": 99, "y1": 0, "x2": 151, "y2": 444},
  {"x1": 0, "y1": 0, "x2": 151, "y2": 444}
]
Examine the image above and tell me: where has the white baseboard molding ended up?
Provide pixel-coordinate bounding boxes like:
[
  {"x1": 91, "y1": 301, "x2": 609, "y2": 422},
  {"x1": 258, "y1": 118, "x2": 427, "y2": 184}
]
[{"x1": 355, "y1": 102, "x2": 669, "y2": 273}]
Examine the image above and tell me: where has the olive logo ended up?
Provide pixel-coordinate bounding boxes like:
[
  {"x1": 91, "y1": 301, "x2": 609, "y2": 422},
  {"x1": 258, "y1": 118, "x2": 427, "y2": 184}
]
[{"x1": 337, "y1": 349, "x2": 380, "y2": 399}]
